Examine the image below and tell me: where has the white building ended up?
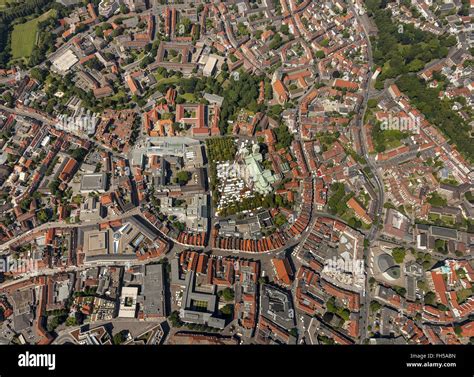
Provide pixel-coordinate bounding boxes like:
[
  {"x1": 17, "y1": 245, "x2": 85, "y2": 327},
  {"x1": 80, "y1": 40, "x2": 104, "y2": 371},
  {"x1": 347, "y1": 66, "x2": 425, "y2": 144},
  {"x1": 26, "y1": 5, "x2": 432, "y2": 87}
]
[
  {"x1": 51, "y1": 49, "x2": 79, "y2": 73},
  {"x1": 118, "y1": 286, "x2": 138, "y2": 318},
  {"x1": 203, "y1": 56, "x2": 218, "y2": 77},
  {"x1": 99, "y1": 0, "x2": 120, "y2": 18}
]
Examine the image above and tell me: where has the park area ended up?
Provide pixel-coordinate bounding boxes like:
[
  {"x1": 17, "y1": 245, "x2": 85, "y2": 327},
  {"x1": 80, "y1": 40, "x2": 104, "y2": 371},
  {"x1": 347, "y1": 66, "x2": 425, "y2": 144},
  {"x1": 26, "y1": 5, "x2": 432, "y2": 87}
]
[{"x1": 11, "y1": 9, "x2": 55, "y2": 61}]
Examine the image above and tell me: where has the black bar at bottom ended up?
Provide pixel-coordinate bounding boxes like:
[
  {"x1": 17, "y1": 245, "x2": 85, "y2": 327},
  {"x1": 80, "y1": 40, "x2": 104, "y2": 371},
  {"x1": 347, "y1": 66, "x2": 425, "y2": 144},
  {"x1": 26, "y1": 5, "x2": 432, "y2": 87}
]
[{"x1": 0, "y1": 345, "x2": 472, "y2": 377}]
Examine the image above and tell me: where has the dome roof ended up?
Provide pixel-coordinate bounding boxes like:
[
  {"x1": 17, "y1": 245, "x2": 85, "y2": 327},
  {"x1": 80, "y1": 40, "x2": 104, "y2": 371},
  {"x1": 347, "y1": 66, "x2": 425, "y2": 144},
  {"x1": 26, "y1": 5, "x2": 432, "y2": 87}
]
[
  {"x1": 377, "y1": 253, "x2": 396, "y2": 273},
  {"x1": 384, "y1": 265, "x2": 401, "y2": 280}
]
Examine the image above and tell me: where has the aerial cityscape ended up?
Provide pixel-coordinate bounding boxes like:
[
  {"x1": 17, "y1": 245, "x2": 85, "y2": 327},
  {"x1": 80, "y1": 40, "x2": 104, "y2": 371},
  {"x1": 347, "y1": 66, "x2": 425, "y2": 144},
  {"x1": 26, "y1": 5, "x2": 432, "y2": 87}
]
[{"x1": 0, "y1": 0, "x2": 473, "y2": 348}]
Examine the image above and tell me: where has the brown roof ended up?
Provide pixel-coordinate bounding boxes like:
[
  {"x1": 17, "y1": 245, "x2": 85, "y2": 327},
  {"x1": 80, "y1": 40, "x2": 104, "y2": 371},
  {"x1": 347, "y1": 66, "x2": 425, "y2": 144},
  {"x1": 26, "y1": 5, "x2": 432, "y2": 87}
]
[{"x1": 271, "y1": 258, "x2": 293, "y2": 285}]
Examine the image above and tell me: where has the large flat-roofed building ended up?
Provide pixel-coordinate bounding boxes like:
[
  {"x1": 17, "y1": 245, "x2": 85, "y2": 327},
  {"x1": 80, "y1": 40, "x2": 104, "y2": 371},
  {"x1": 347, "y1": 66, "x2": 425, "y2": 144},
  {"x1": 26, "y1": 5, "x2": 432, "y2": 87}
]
[
  {"x1": 203, "y1": 56, "x2": 218, "y2": 77},
  {"x1": 80, "y1": 197, "x2": 105, "y2": 222},
  {"x1": 86, "y1": 230, "x2": 108, "y2": 255},
  {"x1": 131, "y1": 138, "x2": 205, "y2": 169},
  {"x1": 51, "y1": 49, "x2": 79, "y2": 73},
  {"x1": 414, "y1": 224, "x2": 472, "y2": 254},
  {"x1": 383, "y1": 209, "x2": 411, "y2": 242},
  {"x1": 81, "y1": 226, "x2": 137, "y2": 263},
  {"x1": 160, "y1": 193, "x2": 208, "y2": 233},
  {"x1": 260, "y1": 284, "x2": 296, "y2": 330},
  {"x1": 118, "y1": 286, "x2": 138, "y2": 318},
  {"x1": 80, "y1": 173, "x2": 108, "y2": 193},
  {"x1": 98, "y1": 0, "x2": 119, "y2": 17},
  {"x1": 80, "y1": 216, "x2": 161, "y2": 264},
  {"x1": 142, "y1": 264, "x2": 167, "y2": 318},
  {"x1": 179, "y1": 271, "x2": 225, "y2": 329},
  {"x1": 69, "y1": 325, "x2": 112, "y2": 345},
  {"x1": 146, "y1": 137, "x2": 200, "y2": 156},
  {"x1": 430, "y1": 226, "x2": 458, "y2": 240}
]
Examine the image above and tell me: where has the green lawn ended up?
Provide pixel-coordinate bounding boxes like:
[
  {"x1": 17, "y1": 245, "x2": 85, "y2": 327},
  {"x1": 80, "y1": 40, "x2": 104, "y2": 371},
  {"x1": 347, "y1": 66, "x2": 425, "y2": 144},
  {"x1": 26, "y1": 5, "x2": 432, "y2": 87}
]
[
  {"x1": 373, "y1": 129, "x2": 405, "y2": 151},
  {"x1": 440, "y1": 215, "x2": 455, "y2": 225},
  {"x1": 153, "y1": 73, "x2": 180, "y2": 86},
  {"x1": 110, "y1": 89, "x2": 127, "y2": 102},
  {"x1": 216, "y1": 72, "x2": 225, "y2": 84},
  {"x1": 384, "y1": 138, "x2": 403, "y2": 150},
  {"x1": 457, "y1": 289, "x2": 472, "y2": 304},
  {"x1": 428, "y1": 213, "x2": 440, "y2": 222},
  {"x1": 179, "y1": 93, "x2": 197, "y2": 103},
  {"x1": 11, "y1": 9, "x2": 56, "y2": 60},
  {"x1": 158, "y1": 76, "x2": 179, "y2": 85}
]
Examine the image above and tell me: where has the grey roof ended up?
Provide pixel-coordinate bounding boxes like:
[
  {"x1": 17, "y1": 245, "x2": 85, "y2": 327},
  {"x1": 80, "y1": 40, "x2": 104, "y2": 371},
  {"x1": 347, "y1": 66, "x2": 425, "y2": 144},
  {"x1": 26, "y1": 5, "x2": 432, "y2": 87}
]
[
  {"x1": 380, "y1": 307, "x2": 397, "y2": 336},
  {"x1": 126, "y1": 215, "x2": 160, "y2": 241},
  {"x1": 418, "y1": 233, "x2": 428, "y2": 247},
  {"x1": 146, "y1": 137, "x2": 200, "y2": 157},
  {"x1": 80, "y1": 173, "x2": 108, "y2": 192},
  {"x1": 207, "y1": 316, "x2": 226, "y2": 329},
  {"x1": 171, "y1": 258, "x2": 186, "y2": 286},
  {"x1": 377, "y1": 253, "x2": 395, "y2": 273},
  {"x1": 182, "y1": 271, "x2": 216, "y2": 312},
  {"x1": 430, "y1": 206, "x2": 462, "y2": 216},
  {"x1": 416, "y1": 224, "x2": 430, "y2": 231},
  {"x1": 404, "y1": 261, "x2": 424, "y2": 277},
  {"x1": 203, "y1": 93, "x2": 224, "y2": 106},
  {"x1": 260, "y1": 284, "x2": 295, "y2": 330},
  {"x1": 13, "y1": 313, "x2": 31, "y2": 332},
  {"x1": 406, "y1": 275, "x2": 417, "y2": 302},
  {"x1": 179, "y1": 271, "x2": 226, "y2": 329},
  {"x1": 376, "y1": 285, "x2": 397, "y2": 301},
  {"x1": 143, "y1": 264, "x2": 166, "y2": 317},
  {"x1": 180, "y1": 310, "x2": 224, "y2": 329},
  {"x1": 430, "y1": 226, "x2": 458, "y2": 240}
]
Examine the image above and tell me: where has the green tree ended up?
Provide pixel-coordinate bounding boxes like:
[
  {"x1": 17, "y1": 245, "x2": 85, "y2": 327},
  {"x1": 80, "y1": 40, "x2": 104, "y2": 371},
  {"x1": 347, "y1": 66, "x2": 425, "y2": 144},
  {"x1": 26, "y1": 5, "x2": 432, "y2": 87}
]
[
  {"x1": 168, "y1": 311, "x2": 183, "y2": 327},
  {"x1": 369, "y1": 300, "x2": 382, "y2": 313},
  {"x1": 175, "y1": 171, "x2": 191, "y2": 185},
  {"x1": 37, "y1": 209, "x2": 50, "y2": 224},
  {"x1": 280, "y1": 24, "x2": 290, "y2": 35},
  {"x1": 221, "y1": 288, "x2": 234, "y2": 301},
  {"x1": 326, "y1": 297, "x2": 337, "y2": 313},
  {"x1": 113, "y1": 330, "x2": 128, "y2": 344},
  {"x1": 315, "y1": 50, "x2": 325, "y2": 59},
  {"x1": 424, "y1": 291, "x2": 436, "y2": 305},
  {"x1": 65, "y1": 317, "x2": 77, "y2": 326},
  {"x1": 219, "y1": 304, "x2": 233, "y2": 316},
  {"x1": 391, "y1": 247, "x2": 406, "y2": 264},
  {"x1": 454, "y1": 325, "x2": 462, "y2": 337},
  {"x1": 274, "y1": 124, "x2": 293, "y2": 149}
]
